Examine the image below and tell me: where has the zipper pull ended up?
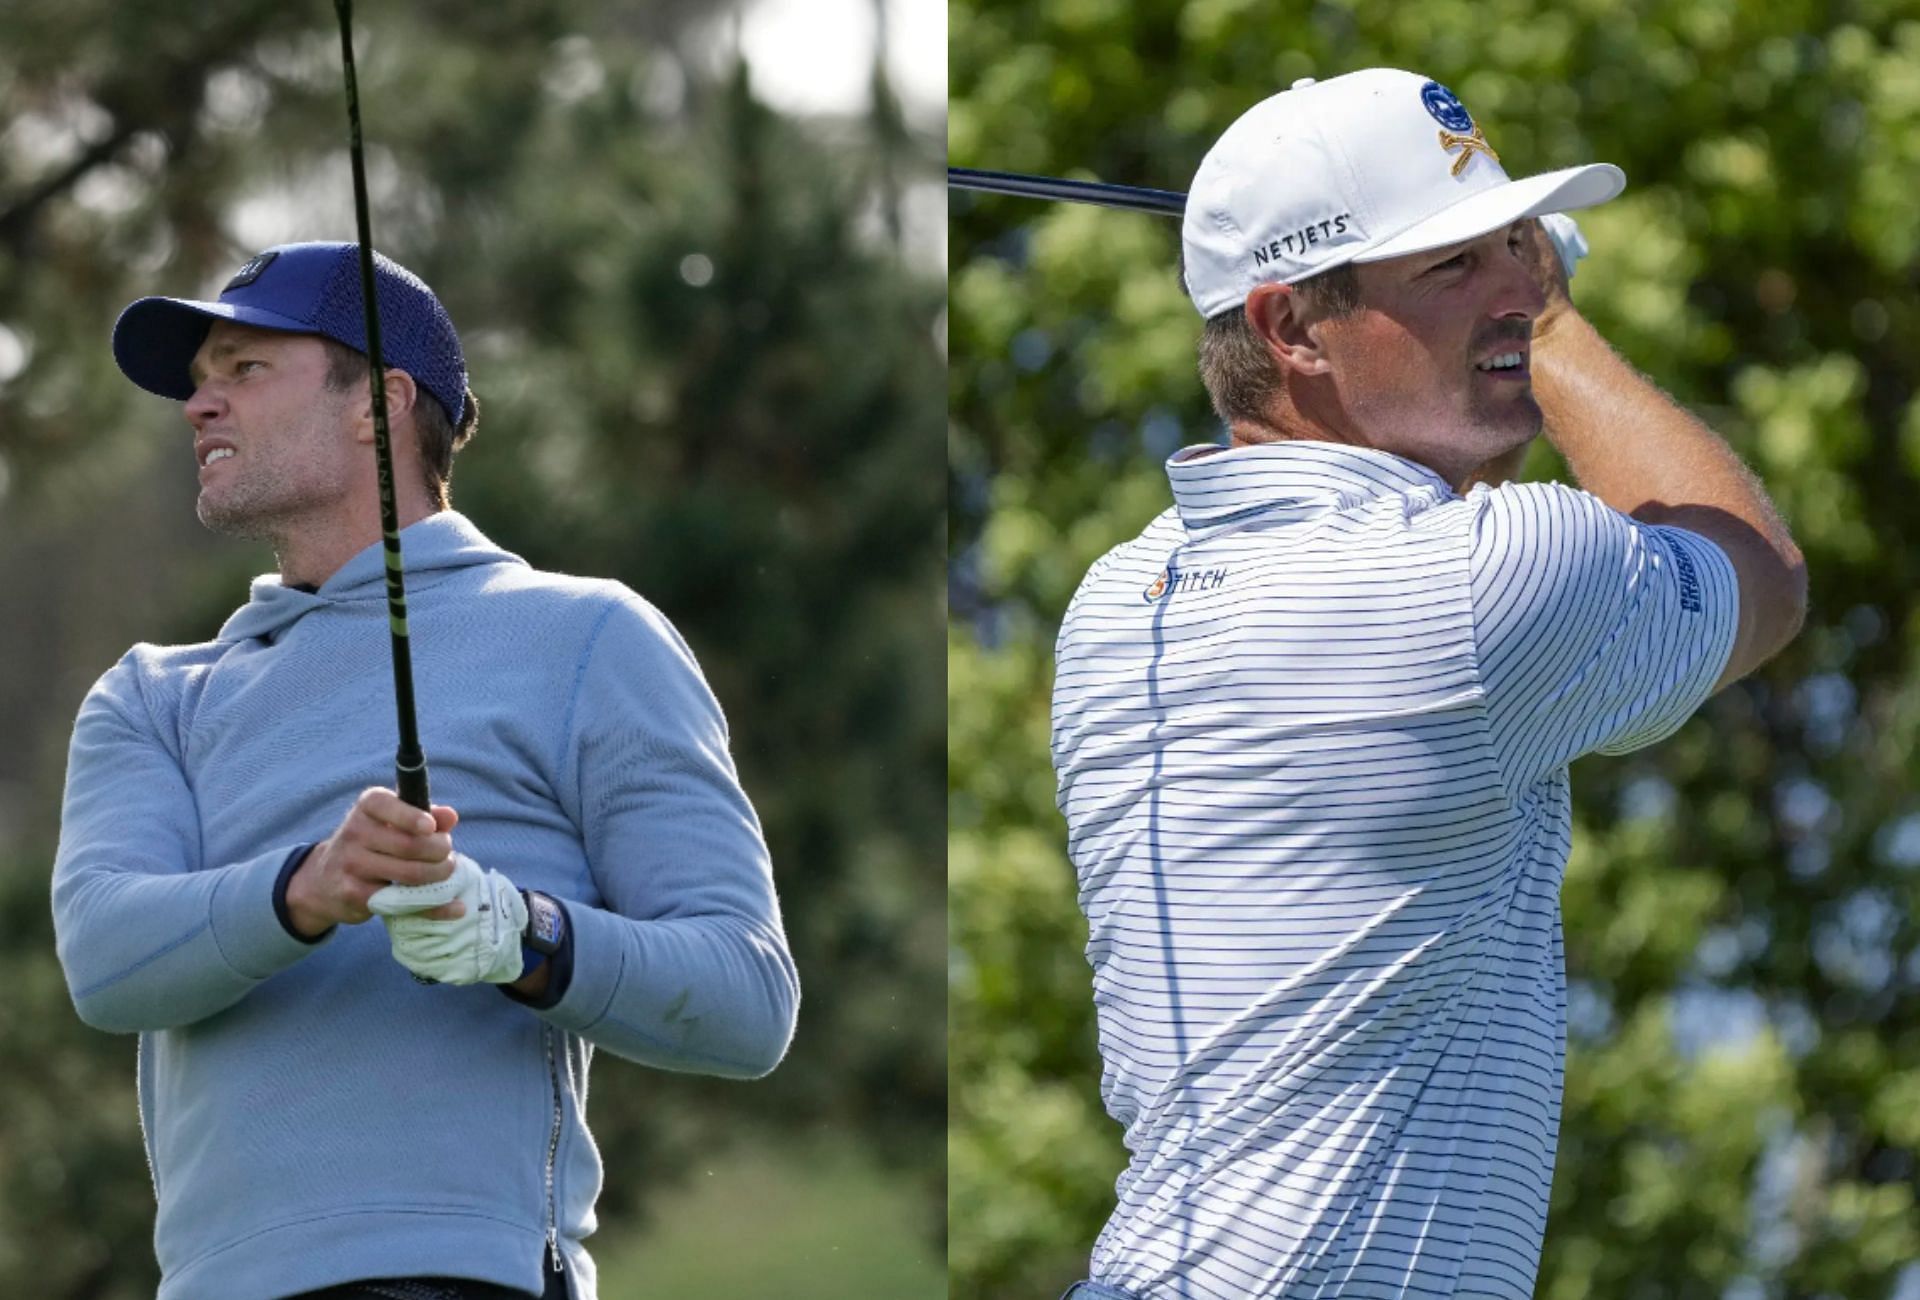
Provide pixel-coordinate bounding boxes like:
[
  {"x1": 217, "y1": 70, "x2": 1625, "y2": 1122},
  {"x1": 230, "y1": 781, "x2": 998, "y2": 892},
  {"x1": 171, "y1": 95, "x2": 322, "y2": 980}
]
[{"x1": 549, "y1": 1228, "x2": 565, "y2": 1273}]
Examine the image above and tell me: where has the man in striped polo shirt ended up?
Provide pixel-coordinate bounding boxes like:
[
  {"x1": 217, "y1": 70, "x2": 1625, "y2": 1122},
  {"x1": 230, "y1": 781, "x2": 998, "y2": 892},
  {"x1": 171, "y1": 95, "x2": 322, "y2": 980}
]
[{"x1": 1051, "y1": 70, "x2": 1805, "y2": 1300}]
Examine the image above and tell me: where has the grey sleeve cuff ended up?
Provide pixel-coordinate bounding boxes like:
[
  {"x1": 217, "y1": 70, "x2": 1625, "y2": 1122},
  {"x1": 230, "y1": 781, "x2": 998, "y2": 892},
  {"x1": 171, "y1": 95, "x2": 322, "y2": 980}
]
[
  {"x1": 210, "y1": 844, "x2": 334, "y2": 978},
  {"x1": 532, "y1": 901, "x2": 797, "y2": 1078}
]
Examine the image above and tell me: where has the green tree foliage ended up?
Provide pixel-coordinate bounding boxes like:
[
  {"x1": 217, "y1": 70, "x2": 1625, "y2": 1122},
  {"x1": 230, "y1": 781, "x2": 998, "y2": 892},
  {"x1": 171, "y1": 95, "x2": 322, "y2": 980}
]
[
  {"x1": 0, "y1": 1, "x2": 944, "y2": 1294},
  {"x1": 952, "y1": 3, "x2": 1920, "y2": 1297}
]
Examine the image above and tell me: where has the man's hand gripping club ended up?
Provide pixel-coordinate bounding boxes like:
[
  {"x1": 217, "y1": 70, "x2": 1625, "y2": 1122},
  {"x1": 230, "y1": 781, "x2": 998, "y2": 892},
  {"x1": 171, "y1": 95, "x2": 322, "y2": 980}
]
[
  {"x1": 286, "y1": 788, "x2": 526, "y2": 985},
  {"x1": 371, "y1": 853, "x2": 527, "y2": 985}
]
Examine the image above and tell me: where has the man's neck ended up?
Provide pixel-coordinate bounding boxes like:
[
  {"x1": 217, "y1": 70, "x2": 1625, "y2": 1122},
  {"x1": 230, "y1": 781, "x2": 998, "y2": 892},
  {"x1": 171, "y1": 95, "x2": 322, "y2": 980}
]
[
  {"x1": 1229, "y1": 411, "x2": 1354, "y2": 450},
  {"x1": 1228, "y1": 416, "x2": 1484, "y2": 491},
  {"x1": 275, "y1": 501, "x2": 438, "y2": 589}
]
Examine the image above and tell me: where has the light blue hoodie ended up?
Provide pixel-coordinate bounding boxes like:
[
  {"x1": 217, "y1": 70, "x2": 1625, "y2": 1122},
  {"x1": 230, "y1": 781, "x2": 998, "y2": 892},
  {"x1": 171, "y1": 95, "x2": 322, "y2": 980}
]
[{"x1": 52, "y1": 512, "x2": 799, "y2": 1300}]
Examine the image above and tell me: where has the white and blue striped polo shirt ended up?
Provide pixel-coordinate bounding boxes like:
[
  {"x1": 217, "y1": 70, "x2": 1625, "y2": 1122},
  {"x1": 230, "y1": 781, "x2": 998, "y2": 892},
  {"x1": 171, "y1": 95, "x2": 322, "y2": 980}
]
[{"x1": 1051, "y1": 441, "x2": 1738, "y2": 1300}]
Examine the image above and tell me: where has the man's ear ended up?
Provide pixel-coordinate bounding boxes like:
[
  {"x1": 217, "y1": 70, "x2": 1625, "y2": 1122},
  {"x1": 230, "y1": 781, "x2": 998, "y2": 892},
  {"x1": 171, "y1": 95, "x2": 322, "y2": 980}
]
[
  {"x1": 351, "y1": 369, "x2": 420, "y2": 445},
  {"x1": 1244, "y1": 283, "x2": 1333, "y2": 378}
]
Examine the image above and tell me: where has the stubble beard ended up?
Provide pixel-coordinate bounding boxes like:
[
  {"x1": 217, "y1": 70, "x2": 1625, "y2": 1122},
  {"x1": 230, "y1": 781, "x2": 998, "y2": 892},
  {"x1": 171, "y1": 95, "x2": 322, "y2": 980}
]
[
  {"x1": 1466, "y1": 382, "x2": 1544, "y2": 458},
  {"x1": 197, "y1": 473, "x2": 290, "y2": 545},
  {"x1": 195, "y1": 457, "x2": 343, "y2": 556},
  {"x1": 195, "y1": 399, "x2": 351, "y2": 548}
]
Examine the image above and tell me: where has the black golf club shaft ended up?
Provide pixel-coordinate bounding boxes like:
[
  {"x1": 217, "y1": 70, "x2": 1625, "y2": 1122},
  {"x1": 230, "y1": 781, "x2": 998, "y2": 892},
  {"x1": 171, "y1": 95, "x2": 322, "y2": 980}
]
[
  {"x1": 948, "y1": 167, "x2": 1187, "y2": 217},
  {"x1": 335, "y1": 0, "x2": 430, "y2": 813}
]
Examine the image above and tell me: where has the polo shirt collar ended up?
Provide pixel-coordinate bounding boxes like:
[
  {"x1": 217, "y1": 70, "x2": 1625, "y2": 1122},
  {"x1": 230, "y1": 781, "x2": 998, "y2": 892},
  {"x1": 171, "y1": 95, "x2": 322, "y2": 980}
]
[{"x1": 1166, "y1": 441, "x2": 1456, "y2": 531}]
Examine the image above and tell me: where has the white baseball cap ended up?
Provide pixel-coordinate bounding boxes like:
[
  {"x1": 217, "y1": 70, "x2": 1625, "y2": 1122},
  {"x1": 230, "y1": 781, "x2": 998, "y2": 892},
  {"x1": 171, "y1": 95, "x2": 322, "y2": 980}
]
[{"x1": 1181, "y1": 68, "x2": 1624, "y2": 317}]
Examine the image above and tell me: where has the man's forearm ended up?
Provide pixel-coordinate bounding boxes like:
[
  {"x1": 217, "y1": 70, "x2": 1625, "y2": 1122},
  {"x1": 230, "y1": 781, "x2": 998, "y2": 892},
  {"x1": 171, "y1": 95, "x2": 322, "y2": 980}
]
[
  {"x1": 55, "y1": 845, "x2": 322, "y2": 1032},
  {"x1": 1533, "y1": 312, "x2": 1783, "y2": 541},
  {"x1": 1530, "y1": 307, "x2": 1806, "y2": 680}
]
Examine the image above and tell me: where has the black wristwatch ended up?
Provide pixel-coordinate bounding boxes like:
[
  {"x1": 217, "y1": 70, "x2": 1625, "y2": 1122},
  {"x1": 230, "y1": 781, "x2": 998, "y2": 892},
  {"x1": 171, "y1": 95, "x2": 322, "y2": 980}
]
[{"x1": 521, "y1": 890, "x2": 567, "y2": 966}]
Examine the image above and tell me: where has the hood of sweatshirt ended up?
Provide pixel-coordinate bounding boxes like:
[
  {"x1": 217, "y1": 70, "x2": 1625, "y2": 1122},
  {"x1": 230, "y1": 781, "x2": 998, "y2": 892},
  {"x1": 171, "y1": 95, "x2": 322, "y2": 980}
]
[{"x1": 217, "y1": 511, "x2": 526, "y2": 644}]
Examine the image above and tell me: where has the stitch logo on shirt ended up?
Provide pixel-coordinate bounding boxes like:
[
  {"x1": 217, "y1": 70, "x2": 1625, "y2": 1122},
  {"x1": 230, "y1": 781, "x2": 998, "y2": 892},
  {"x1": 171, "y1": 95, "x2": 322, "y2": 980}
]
[
  {"x1": 1143, "y1": 566, "x2": 1228, "y2": 602},
  {"x1": 1671, "y1": 543, "x2": 1702, "y2": 613}
]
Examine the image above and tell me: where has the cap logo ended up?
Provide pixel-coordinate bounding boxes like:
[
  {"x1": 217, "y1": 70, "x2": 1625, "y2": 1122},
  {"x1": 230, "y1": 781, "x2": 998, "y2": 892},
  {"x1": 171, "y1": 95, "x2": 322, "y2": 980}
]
[
  {"x1": 1419, "y1": 81, "x2": 1474, "y2": 131},
  {"x1": 1420, "y1": 81, "x2": 1498, "y2": 177},
  {"x1": 223, "y1": 251, "x2": 279, "y2": 293},
  {"x1": 1438, "y1": 125, "x2": 1499, "y2": 176},
  {"x1": 1252, "y1": 213, "x2": 1353, "y2": 266}
]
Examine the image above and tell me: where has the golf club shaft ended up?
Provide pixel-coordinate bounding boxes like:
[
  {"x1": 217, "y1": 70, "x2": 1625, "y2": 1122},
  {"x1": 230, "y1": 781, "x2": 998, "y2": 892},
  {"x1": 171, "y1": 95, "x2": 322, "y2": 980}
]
[
  {"x1": 335, "y1": 0, "x2": 430, "y2": 813},
  {"x1": 948, "y1": 167, "x2": 1187, "y2": 217}
]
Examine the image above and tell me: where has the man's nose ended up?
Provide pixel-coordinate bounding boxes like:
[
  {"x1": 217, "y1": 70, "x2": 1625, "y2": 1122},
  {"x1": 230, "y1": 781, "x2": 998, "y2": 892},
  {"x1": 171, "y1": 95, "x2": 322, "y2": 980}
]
[
  {"x1": 184, "y1": 382, "x2": 225, "y2": 428},
  {"x1": 1493, "y1": 239, "x2": 1547, "y2": 322}
]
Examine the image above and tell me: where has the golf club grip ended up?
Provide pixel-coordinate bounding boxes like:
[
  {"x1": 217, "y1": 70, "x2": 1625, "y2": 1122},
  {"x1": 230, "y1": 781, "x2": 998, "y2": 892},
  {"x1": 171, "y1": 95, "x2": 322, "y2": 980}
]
[
  {"x1": 948, "y1": 167, "x2": 1187, "y2": 217},
  {"x1": 397, "y1": 754, "x2": 431, "y2": 812}
]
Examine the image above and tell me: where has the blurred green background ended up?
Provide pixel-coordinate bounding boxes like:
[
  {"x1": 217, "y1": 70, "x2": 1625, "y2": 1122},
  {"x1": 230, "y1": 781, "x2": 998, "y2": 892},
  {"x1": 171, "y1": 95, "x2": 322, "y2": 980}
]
[
  {"x1": 951, "y1": 2, "x2": 1920, "y2": 1298},
  {"x1": 0, "y1": 1, "x2": 944, "y2": 1296}
]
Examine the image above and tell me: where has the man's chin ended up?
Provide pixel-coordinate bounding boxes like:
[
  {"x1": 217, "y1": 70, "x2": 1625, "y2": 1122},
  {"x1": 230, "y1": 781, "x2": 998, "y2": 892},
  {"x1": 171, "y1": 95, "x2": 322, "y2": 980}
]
[
  {"x1": 196, "y1": 495, "x2": 275, "y2": 543},
  {"x1": 1450, "y1": 406, "x2": 1541, "y2": 492},
  {"x1": 1472, "y1": 387, "x2": 1542, "y2": 433}
]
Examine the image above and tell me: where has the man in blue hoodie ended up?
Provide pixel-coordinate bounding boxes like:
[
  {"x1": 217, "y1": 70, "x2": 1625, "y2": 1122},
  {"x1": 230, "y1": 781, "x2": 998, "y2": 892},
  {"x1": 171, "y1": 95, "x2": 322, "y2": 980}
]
[{"x1": 52, "y1": 243, "x2": 800, "y2": 1300}]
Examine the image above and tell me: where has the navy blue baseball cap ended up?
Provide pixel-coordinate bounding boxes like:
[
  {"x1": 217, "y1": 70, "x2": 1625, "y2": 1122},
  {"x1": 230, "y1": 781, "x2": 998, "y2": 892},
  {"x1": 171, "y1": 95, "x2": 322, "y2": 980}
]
[{"x1": 112, "y1": 241, "x2": 468, "y2": 425}]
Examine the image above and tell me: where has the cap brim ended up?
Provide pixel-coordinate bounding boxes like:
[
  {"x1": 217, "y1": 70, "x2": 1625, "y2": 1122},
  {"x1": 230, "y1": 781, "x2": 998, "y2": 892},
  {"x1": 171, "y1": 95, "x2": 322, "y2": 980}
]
[
  {"x1": 111, "y1": 297, "x2": 321, "y2": 401},
  {"x1": 1358, "y1": 162, "x2": 1625, "y2": 262}
]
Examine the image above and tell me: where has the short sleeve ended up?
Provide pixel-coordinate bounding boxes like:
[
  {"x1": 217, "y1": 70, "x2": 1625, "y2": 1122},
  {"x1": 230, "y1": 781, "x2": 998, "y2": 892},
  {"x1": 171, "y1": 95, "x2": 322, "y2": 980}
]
[{"x1": 1470, "y1": 481, "x2": 1739, "y2": 795}]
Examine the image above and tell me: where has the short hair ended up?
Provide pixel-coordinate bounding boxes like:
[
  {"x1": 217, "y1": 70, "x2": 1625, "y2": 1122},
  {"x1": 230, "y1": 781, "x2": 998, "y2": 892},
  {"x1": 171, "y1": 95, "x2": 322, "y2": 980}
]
[
  {"x1": 320, "y1": 337, "x2": 479, "y2": 510},
  {"x1": 1181, "y1": 255, "x2": 1361, "y2": 427}
]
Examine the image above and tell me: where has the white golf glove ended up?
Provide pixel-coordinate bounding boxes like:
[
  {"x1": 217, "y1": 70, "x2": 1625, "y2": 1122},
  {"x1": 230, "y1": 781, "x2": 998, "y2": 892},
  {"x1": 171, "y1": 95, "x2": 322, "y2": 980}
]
[
  {"x1": 368, "y1": 852, "x2": 527, "y2": 985},
  {"x1": 1540, "y1": 212, "x2": 1589, "y2": 281}
]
